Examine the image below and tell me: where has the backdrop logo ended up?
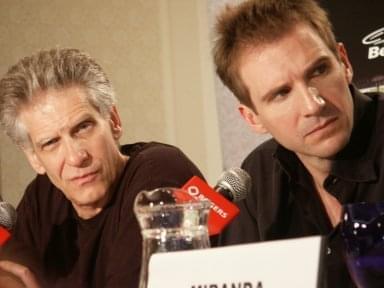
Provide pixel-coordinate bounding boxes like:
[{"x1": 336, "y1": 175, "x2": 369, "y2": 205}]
[{"x1": 362, "y1": 27, "x2": 384, "y2": 60}]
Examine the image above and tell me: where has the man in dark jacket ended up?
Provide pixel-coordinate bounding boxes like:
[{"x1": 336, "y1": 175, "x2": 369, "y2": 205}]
[{"x1": 213, "y1": 0, "x2": 384, "y2": 287}]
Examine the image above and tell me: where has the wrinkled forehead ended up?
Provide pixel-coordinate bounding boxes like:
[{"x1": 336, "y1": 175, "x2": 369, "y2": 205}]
[
  {"x1": 17, "y1": 86, "x2": 97, "y2": 136},
  {"x1": 237, "y1": 24, "x2": 338, "y2": 101}
]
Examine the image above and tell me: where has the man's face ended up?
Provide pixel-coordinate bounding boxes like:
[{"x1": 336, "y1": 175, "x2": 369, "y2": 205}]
[
  {"x1": 20, "y1": 86, "x2": 126, "y2": 218},
  {"x1": 238, "y1": 24, "x2": 354, "y2": 161}
]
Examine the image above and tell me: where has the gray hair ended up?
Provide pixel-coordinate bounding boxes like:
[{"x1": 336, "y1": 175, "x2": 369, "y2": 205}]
[{"x1": 0, "y1": 48, "x2": 116, "y2": 148}]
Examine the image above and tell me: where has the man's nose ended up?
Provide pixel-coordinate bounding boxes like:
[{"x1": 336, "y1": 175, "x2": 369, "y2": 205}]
[
  {"x1": 64, "y1": 140, "x2": 89, "y2": 167},
  {"x1": 300, "y1": 86, "x2": 326, "y2": 116}
]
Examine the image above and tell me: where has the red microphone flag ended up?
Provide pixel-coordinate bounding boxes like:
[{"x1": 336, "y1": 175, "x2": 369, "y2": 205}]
[
  {"x1": 182, "y1": 176, "x2": 239, "y2": 236},
  {"x1": 0, "y1": 227, "x2": 11, "y2": 246}
]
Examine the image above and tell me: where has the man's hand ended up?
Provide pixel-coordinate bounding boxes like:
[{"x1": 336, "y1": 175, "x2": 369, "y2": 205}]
[{"x1": 0, "y1": 261, "x2": 40, "y2": 288}]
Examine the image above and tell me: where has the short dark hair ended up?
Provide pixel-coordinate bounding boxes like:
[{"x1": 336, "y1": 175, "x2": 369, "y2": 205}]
[{"x1": 213, "y1": 0, "x2": 337, "y2": 108}]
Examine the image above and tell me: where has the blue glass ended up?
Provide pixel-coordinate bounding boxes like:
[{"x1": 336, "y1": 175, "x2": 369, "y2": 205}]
[{"x1": 340, "y1": 202, "x2": 384, "y2": 288}]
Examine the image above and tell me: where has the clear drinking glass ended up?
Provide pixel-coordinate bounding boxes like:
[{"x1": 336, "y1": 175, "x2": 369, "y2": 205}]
[
  {"x1": 340, "y1": 202, "x2": 384, "y2": 288},
  {"x1": 134, "y1": 187, "x2": 211, "y2": 288}
]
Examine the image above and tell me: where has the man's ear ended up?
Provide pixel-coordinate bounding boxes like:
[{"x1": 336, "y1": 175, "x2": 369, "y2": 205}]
[
  {"x1": 23, "y1": 148, "x2": 46, "y2": 175},
  {"x1": 238, "y1": 104, "x2": 268, "y2": 133},
  {"x1": 109, "y1": 105, "x2": 123, "y2": 140},
  {"x1": 337, "y1": 42, "x2": 353, "y2": 83}
]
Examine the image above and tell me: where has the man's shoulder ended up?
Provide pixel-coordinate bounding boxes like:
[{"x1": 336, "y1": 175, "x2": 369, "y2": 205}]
[
  {"x1": 243, "y1": 138, "x2": 279, "y2": 165},
  {"x1": 25, "y1": 174, "x2": 56, "y2": 196},
  {"x1": 121, "y1": 141, "x2": 200, "y2": 176},
  {"x1": 22, "y1": 174, "x2": 66, "y2": 207},
  {"x1": 17, "y1": 174, "x2": 68, "y2": 224},
  {"x1": 360, "y1": 89, "x2": 384, "y2": 109},
  {"x1": 365, "y1": 89, "x2": 384, "y2": 99},
  {"x1": 121, "y1": 142, "x2": 186, "y2": 161},
  {"x1": 373, "y1": 90, "x2": 384, "y2": 110},
  {"x1": 240, "y1": 138, "x2": 282, "y2": 181},
  {"x1": 119, "y1": 142, "x2": 202, "y2": 191}
]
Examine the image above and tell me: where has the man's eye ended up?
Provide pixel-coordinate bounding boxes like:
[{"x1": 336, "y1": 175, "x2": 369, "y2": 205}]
[
  {"x1": 312, "y1": 63, "x2": 328, "y2": 77},
  {"x1": 273, "y1": 87, "x2": 291, "y2": 100},
  {"x1": 42, "y1": 138, "x2": 58, "y2": 150},
  {"x1": 76, "y1": 121, "x2": 93, "y2": 134}
]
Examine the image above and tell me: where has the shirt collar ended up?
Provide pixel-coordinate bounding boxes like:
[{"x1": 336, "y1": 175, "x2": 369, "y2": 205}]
[{"x1": 331, "y1": 85, "x2": 377, "y2": 182}]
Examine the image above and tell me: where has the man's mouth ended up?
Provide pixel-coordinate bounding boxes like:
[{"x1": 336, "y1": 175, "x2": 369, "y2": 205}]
[
  {"x1": 305, "y1": 117, "x2": 338, "y2": 137},
  {"x1": 71, "y1": 171, "x2": 99, "y2": 186}
]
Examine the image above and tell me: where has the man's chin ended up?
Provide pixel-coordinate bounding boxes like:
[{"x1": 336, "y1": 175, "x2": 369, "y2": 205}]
[
  {"x1": 311, "y1": 139, "x2": 349, "y2": 159},
  {"x1": 68, "y1": 187, "x2": 108, "y2": 205}
]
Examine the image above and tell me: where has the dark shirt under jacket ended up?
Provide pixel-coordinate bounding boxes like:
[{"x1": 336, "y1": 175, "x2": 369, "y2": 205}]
[
  {"x1": 1, "y1": 142, "x2": 203, "y2": 288},
  {"x1": 219, "y1": 86, "x2": 384, "y2": 288}
]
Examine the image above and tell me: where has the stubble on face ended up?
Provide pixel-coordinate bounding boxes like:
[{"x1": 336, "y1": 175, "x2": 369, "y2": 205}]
[
  {"x1": 20, "y1": 86, "x2": 127, "y2": 219},
  {"x1": 238, "y1": 24, "x2": 354, "y2": 162}
]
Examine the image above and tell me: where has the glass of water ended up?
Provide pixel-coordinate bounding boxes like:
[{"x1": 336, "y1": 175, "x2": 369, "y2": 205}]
[{"x1": 134, "y1": 187, "x2": 211, "y2": 288}]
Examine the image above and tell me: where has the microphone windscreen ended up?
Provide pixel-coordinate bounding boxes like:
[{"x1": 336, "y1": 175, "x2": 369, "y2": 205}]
[
  {"x1": 0, "y1": 201, "x2": 17, "y2": 230},
  {"x1": 215, "y1": 168, "x2": 251, "y2": 202}
]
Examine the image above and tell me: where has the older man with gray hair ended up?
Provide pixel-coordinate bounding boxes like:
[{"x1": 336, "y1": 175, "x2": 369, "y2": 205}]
[{"x1": 0, "y1": 48, "x2": 202, "y2": 287}]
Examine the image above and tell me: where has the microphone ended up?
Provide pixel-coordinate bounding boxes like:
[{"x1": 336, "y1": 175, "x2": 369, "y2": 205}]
[
  {"x1": 182, "y1": 168, "x2": 251, "y2": 236},
  {"x1": 0, "y1": 201, "x2": 17, "y2": 246},
  {"x1": 214, "y1": 168, "x2": 251, "y2": 202}
]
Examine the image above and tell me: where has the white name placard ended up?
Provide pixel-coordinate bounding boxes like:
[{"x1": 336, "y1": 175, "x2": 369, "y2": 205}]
[{"x1": 148, "y1": 236, "x2": 323, "y2": 288}]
